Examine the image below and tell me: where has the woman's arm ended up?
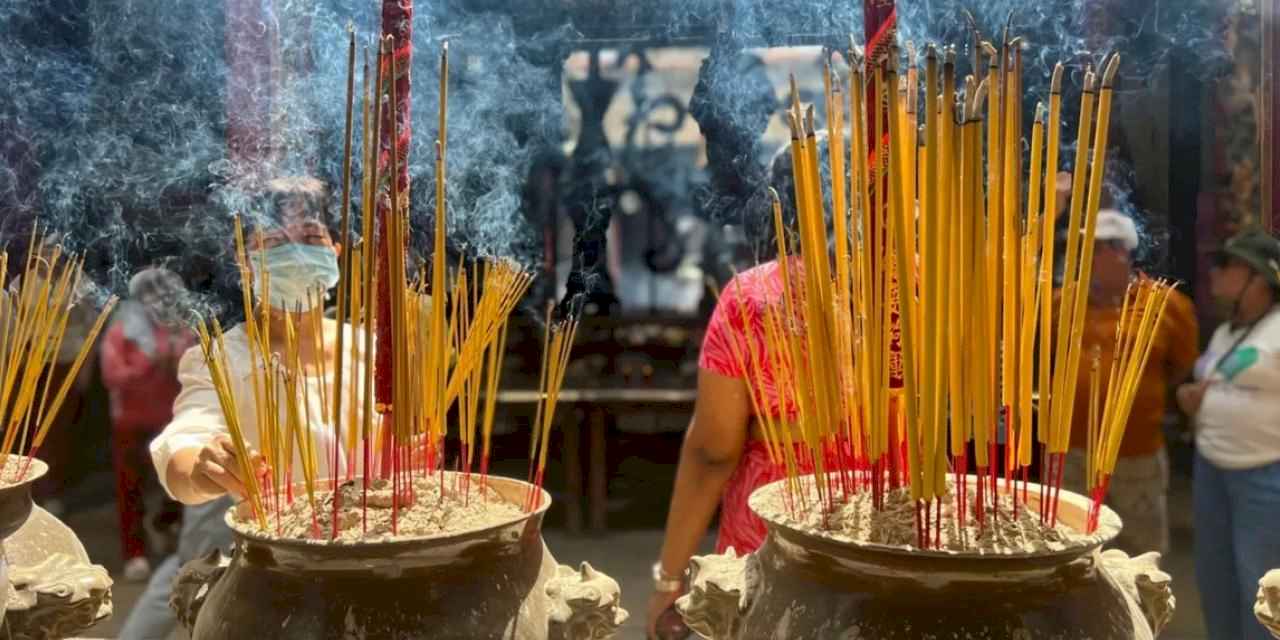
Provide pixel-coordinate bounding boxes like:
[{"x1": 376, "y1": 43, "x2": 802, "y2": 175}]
[
  {"x1": 1163, "y1": 290, "x2": 1200, "y2": 385},
  {"x1": 164, "y1": 438, "x2": 244, "y2": 504},
  {"x1": 150, "y1": 344, "x2": 260, "y2": 505},
  {"x1": 1175, "y1": 381, "x2": 1209, "y2": 418},
  {"x1": 646, "y1": 368, "x2": 752, "y2": 635}
]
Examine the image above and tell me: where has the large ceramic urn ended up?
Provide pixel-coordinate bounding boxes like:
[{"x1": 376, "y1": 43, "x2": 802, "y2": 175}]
[
  {"x1": 677, "y1": 476, "x2": 1175, "y2": 640},
  {"x1": 0, "y1": 457, "x2": 112, "y2": 640},
  {"x1": 173, "y1": 473, "x2": 627, "y2": 640}
]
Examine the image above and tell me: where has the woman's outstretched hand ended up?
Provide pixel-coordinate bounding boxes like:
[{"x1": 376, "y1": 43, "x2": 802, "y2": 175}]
[
  {"x1": 645, "y1": 588, "x2": 685, "y2": 639},
  {"x1": 190, "y1": 434, "x2": 266, "y2": 500}
]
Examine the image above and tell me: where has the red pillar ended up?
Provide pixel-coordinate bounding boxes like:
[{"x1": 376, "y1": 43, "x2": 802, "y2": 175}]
[
  {"x1": 1265, "y1": 0, "x2": 1279, "y2": 232},
  {"x1": 863, "y1": 1, "x2": 902, "y2": 481},
  {"x1": 225, "y1": 0, "x2": 277, "y2": 183},
  {"x1": 375, "y1": 0, "x2": 413, "y2": 477}
]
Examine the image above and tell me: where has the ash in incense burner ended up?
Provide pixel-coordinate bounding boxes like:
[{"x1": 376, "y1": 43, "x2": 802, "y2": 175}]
[
  {"x1": 229, "y1": 476, "x2": 524, "y2": 543},
  {"x1": 752, "y1": 475, "x2": 1105, "y2": 555}
]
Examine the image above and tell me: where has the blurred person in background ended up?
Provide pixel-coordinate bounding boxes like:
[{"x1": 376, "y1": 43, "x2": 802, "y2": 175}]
[
  {"x1": 1177, "y1": 228, "x2": 1280, "y2": 640},
  {"x1": 100, "y1": 266, "x2": 194, "y2": 582},
  {"x1": 1060, "y1": 210, "x2": 1199, "y2": 555}
]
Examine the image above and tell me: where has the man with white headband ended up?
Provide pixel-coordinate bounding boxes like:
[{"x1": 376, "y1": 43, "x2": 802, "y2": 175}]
[
  {"x1": 122, "y1": 177, "x2": 372, "y2": 639},
  {"x1": 1060, "y1": 209, "x2": 1199, "y2": 555}
]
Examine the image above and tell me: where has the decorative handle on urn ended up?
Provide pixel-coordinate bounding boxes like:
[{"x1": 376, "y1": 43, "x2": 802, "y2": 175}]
[
  {"x1": 546, "y1": 562, "x2": 628, "y2": 640},
  {"x1": 4, "y1": 552, "x2": 113, "y2": 640},
  {"x1": 170, "y1": 548, "x2": 230, "y2": 634},
  {"x1": 1100, "y1": 549, "x2": 1175, "y2": 638},
  {"x1": 1257, "y1": 569, "x2": 1280, "y2": 639},
  {"x1": 675, "y1": 547, "x2": 751, "y2": 640}
]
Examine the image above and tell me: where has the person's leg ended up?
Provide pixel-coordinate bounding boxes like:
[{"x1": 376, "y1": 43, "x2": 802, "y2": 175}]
[
  {"x1": 1226, "y1": 460, "x2": 1280, "y2": 640},
  {"x1": 176, "y1": 496, "x2": 235, "y2": 563},
  {"x1": 114, "y1": 426, "x2": 147, "y2": 561},
  {"x1": 1108, "y1": 450, "x2": 1169, "y2": 555},
  {"x1": 116, "y1": 552, "x2": 180, "y2": 640},
  {"x1": 1194, "y1": 452, "x2": 1241, "y2": 640},
  {"x1": 33, "y1": 363, "x2": 82, "y2": 509},
  {"x1": 117, "y1": 497, "x2": 234, "y2": 640}
]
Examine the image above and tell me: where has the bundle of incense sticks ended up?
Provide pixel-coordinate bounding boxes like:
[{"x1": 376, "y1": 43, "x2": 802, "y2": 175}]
[
  {"x1": 196, "y1": 33, "x2": 569, "y2": 539},
  {"x1": 526, "y1": 304, "x2": 579, "y2": 512},
  {"x1": 726, "y1": 32, "x2": 1130, "y2": 548},
  {"x1": 0, "y1": 232, "x2": 117, "y2": 478},
  {"x1": 1084, "y1": 277, "x2": 1176, "y2": 532}
]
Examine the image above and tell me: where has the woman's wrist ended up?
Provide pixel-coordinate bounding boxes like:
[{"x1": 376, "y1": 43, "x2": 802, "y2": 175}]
[{"x1": 653, "y1": 561, "x2": 685, "y2": 593}]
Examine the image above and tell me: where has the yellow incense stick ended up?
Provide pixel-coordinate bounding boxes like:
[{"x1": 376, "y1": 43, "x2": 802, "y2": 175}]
[{"x1": 1037, "y1": 64, "x2": 1065, "y2": 448}]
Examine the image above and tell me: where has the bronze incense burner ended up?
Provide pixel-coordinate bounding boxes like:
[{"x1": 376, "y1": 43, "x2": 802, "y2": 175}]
[
  {"x1": 678, "y1": 476, "x2": 1174, "y2": 640},
  {"x1": 0, "y1": 458, "x2": 113, "y2": 640},
  {"x1": 173, "y1": 473, "x2": 626, "y2": 640}
]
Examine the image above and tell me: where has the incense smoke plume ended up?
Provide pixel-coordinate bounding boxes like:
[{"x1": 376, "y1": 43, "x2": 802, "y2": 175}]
[
  {"x1": 687, "y1": 0, "x2": 1228, "y2": 275},
  {"x1": 0, "y1": 0, "x2": 563, "y2": 319},
  {"x1": 0, "y1": 0, "x2": 1231, "y2": 316}
]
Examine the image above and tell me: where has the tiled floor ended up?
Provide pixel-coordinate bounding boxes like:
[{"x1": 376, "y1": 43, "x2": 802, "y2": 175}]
[{"x1": 66, "y1": 469, "x2": 1208, "y2": 640}]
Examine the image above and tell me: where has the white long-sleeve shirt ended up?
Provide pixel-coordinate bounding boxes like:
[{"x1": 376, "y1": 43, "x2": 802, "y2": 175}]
[{"x1": 149, "y1": 321, "x2": 373, "y2": 500}]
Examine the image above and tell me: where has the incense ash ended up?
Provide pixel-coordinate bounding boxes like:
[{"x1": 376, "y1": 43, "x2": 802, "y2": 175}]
[
  {"x1": 0, "y1": 457, "x2": 44, "y2": 487},
  {"x1": 753, "y1": 477, "x2": 1103, "y2": 555},
  {"x1": 230, "y1": 477, "x2": 524, "y2": 543}
]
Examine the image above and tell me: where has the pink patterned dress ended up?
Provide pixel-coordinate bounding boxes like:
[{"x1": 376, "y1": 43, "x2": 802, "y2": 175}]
[{"x1": 698, "y1": 260, "x2": 812, "y2": 554}]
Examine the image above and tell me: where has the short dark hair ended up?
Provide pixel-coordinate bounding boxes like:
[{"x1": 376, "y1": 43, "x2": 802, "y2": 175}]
[{"x1": 745, "y1": 131, "x2": 846, "y2": 261}]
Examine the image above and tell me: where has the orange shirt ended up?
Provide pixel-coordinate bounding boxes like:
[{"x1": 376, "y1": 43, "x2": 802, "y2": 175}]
[{"x1": 1067, "y1": 287, "x2": 1199, "y2": 457}]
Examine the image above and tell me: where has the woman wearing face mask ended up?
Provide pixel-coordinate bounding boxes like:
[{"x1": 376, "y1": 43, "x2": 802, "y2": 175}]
[
  {"x1": 121, "y1": 177, "x2": 371, "y2": 640},
  {"x1": 1176, "y1": 228, "x2": 1280, "y2": 640},
  {"x1": 150, "y1": 176, "x2": 368, "y2": 505}
]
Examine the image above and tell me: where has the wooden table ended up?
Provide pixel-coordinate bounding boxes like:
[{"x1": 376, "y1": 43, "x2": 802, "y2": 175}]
[{"x1": 497, "y1": 387, "x2": 697, "y2": 533}]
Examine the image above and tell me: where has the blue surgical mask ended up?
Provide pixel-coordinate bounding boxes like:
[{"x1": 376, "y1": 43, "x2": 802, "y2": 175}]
[{"x1": 252, "y1": 243, "x2": 340, "y2": 312}]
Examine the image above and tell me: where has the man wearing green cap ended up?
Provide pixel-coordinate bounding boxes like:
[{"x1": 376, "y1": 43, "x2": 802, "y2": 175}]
[{"x1": 1177, "y1": 228, "x2": 1280, "y2": 640}]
